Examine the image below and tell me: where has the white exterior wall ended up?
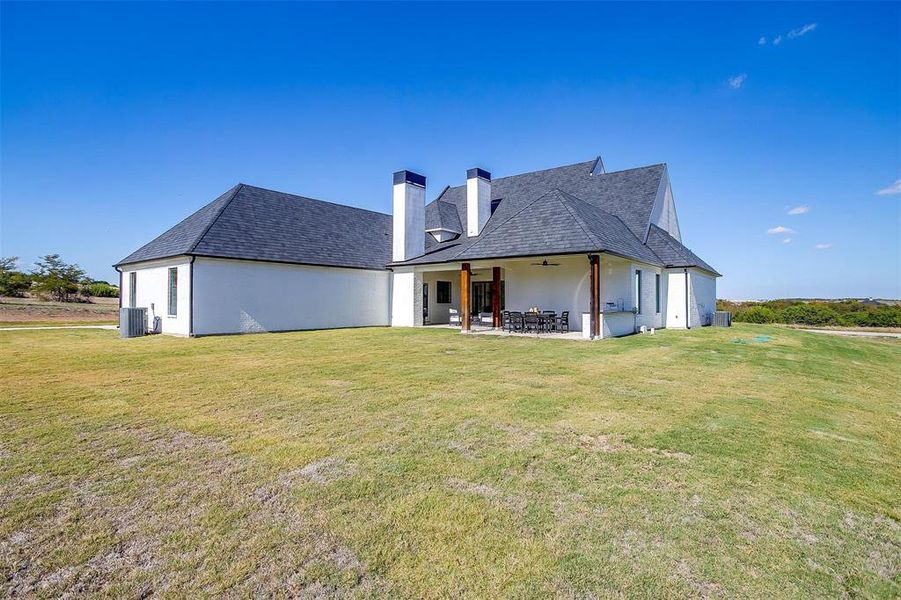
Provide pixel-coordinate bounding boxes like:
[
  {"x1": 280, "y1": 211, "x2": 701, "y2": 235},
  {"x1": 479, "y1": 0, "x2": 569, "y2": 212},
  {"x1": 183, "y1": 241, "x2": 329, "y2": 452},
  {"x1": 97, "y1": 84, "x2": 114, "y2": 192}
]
[
  {"x1": 632, "y1": 263, "x2": 665, "y2": 331},
  {"x1": 420, "y1": 269, "x2": 494, "y2": 324},
  {"x1": 390, "y1": 270, "x2": 423, "y2": 327},
  {"x1": 664, "y1": 268, "x2": 716, "y2": 329},
  {"x1": 193, "y1": 258, "x2": 390, "y2": 335},
  {"x1": 504, "y1": 256, "x2": 591, "y2": 331},
  {"x1": 120, "y1": 257, "x2": 192, "y2": 336},
  {"x1": 422, "y1": 271, "x2": 457, "y2": 324},
  {"x1": 665, "y1": 269, "x2": 689, "y2": 329},
  {"x1": 688, "y1": 269, "x2": 716, "y2": 328},
  {"x1": 600, "y1": 256, "x2": 632, "y2": 311}
]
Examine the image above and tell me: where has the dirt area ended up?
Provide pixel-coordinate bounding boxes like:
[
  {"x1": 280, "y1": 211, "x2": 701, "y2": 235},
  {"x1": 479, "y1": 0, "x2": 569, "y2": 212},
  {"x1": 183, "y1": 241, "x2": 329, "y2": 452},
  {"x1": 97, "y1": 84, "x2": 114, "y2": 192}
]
[
  {"x1": 0, "y1": 296, "x2": 118, "y2": 324},
  {"x1": 799, "y1": 329, "x2": 901, "y2": 339},
  {"x1": 780, "y1": 324, "x2": 901, "y2": 334}
]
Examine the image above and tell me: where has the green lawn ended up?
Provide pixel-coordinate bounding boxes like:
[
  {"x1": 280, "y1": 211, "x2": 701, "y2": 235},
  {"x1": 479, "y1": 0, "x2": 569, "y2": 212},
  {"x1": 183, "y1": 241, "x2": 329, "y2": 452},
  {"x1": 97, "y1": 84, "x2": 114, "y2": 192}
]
[{"x1": 1, "y1": 325, "x2": 899, "y2": 598}]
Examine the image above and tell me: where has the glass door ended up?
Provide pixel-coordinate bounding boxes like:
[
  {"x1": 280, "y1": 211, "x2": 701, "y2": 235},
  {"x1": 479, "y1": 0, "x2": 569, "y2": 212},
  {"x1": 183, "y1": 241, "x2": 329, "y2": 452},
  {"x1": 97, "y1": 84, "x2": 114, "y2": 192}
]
[{"x1": 471, "y1": 281, "x2": 505, "y2": 315}]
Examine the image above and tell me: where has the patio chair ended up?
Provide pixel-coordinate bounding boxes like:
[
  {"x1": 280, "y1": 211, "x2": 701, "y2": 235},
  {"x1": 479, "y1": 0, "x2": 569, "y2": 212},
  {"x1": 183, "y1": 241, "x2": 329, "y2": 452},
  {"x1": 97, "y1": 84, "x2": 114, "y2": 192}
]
[
  {"x1": 556, "y1": 311, "x2": 569, "y2": 333},
  {"x1": 479, "y1": 312, "x2": 492, "y2": 326},
  {"x1": 449, "y1": 308, "x2": 461, "y2": 326},
  {"x1": 524, "y1": 313, "x2": 540, "y2": 334},
  {"x1": 508, "y1": 311, "x2": 524, "y2": 333},
  {"x1": 502, "y1": 311, "x2": 511, "y2": 331},
  {"x1": 542, "y1": 311, "x2": 557, "y2": 332}
]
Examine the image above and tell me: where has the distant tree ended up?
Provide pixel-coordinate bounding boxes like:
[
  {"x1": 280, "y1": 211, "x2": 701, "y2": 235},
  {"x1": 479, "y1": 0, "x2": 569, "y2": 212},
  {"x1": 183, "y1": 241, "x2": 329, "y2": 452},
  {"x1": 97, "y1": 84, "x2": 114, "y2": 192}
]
[
  {"x1": 31, "y1": 254, "x2": 86, "y2": 302},
  {"x1": 0, "y1": 256, "x2": 32, "y2": 297}
]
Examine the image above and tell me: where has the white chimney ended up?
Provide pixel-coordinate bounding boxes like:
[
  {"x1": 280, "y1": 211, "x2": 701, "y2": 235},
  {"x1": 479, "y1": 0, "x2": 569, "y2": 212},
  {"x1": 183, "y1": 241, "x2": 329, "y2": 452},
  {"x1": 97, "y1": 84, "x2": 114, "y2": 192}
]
[
  {"x1": 392, "y1": 170, "x2": 425, "y2": 262},
  {"x1": 466, "y1": 168, "x2": 491, "y2": 237}
]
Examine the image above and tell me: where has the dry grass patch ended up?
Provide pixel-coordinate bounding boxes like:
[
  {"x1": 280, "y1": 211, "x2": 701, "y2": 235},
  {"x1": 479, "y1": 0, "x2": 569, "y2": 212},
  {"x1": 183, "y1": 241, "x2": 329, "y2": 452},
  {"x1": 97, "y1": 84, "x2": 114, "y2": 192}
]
[{"x1": 1, "y1": 324, "x2": 899, "y2": 598}]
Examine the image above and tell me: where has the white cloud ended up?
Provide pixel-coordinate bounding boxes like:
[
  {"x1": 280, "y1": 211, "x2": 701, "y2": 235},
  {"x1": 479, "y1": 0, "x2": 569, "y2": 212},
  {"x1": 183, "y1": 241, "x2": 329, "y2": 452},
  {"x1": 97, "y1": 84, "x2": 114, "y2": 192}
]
[
  {"x1": 787, "y1": 204, "x2": 810, "y2": 215},
  {"x1": 728, "y1": 73, "x2": 748, "y2": 89},
  {"x1": 876, "y1": 179, "x2": 901, "y2": 196},
  {"x1": 782, "y1": 238, "x2": 793, "y2": 244},
  {"x1": 787, "y1": 23, "x2": 817, "y2": 39},
  {"x1": 763, "y1": 23, "x2": 817, "y2": 48},
  {"x1": 814, "y1": 243, "x2": 833, "y2": 250},
  {"x1": 767, "y1": 225, "x2": 795, "y2": 235}
]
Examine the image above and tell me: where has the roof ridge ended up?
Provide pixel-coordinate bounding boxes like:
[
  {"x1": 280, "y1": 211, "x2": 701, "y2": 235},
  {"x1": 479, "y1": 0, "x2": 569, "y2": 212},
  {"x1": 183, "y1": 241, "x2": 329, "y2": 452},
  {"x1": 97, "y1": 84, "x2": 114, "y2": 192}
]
[
  {"x1": 489, "y1": 159, "x2": 597, "y2": 185},
  {"x1": 426, "y1": 161, "x2": 668, "y2": 205},
  {"x1": 559, "y1": 189, "x2": 647, "y2": 249},
  {"x1": 554, "y1": 190, "x2": 605, "y2": 249},
  {"x1": 435, "y1": 185, "x2": 451, "y2": 201},
  {"x1": 239, "y1": 183, "x2": 392, "y2": 218},
  {"x1": 647, "y1": 224, "x2": 719, "y2": 274},
  {"x1": 188, "y1": 184, "x2": 244, "y2": 254},
  {"x1": 600, "y1": 162, "x2": 666, "y2": 177},
  {"x1": 651, "y1": 224, "x2": 685, "y2": 255},
  {"x1": 645, "y1": 223, "x2": 687, "y2": 265},
  {"x1": 450, "y1": 189, "x2": 559, "y2": 260}
]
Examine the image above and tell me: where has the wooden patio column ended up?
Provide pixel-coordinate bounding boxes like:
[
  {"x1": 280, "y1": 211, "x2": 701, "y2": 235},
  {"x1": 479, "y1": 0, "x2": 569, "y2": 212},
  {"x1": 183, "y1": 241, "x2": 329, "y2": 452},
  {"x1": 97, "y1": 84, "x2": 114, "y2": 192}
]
[
  {"x1": 589, "y1": 255, "x2": 600, "y2": 339},
  {"x1": 460, "y1": 263, "x2": 472, "y2": 331},
  {"x1": 491, "y1": 266, "x2": 502, "y2": 328}
]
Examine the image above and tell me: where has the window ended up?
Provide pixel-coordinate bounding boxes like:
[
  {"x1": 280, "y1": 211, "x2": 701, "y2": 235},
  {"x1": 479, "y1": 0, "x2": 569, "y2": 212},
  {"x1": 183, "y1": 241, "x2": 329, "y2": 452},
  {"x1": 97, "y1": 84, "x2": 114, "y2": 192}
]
[
  {"x1": 490, "y1": 198, "x2": 502, "y2": 215},
  {"x1": 128, "y1": 272, "x2": 137, "y2": 308},
  {"x1": 436, "y1": 280, "x2": 451, "y2": 304},
  {"x1": 655, "y1": 273, "x2": 661, "y2": 314},
  {"x1": 635, "y1": 269, "x2": 642, "y2": 314},
  {"x1": 167, "y1": 267, "x2": 178, "y2": 316}
]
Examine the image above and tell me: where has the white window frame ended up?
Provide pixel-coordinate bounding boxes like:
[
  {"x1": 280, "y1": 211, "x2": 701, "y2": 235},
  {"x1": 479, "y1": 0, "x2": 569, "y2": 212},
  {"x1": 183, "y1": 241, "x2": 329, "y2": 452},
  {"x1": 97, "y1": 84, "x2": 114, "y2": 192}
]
[{"x1": 167, "y1": 267, "x2": 178, "y2": 317}]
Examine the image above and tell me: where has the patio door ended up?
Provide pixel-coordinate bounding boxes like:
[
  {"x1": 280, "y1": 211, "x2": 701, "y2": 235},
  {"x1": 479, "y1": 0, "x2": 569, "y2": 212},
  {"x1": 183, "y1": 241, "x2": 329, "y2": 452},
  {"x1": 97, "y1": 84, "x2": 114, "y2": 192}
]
[
  {"x1": 471, "y1": 281, "x2": 504, "y2": 315},
  {"x1": 422, "y1": 282, "x2": 429, "y2": 323}
]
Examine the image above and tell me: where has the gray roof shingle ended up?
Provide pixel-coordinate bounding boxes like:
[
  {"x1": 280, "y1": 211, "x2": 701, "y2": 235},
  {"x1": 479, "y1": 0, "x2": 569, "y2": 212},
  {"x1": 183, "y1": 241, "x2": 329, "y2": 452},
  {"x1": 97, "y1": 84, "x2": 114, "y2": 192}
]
[
  {"x1": 115, "y1": 185, "x2": 241, "y2": 267},
  {"x1": 116, "y1": 159, "x2": 718, "y2": 278},
  {"x1": 116, "y1": 184, "x2": 392, "y2": 270},
  {"x1": 646, "y1": 224, "x2": 720, "y2": 276}
]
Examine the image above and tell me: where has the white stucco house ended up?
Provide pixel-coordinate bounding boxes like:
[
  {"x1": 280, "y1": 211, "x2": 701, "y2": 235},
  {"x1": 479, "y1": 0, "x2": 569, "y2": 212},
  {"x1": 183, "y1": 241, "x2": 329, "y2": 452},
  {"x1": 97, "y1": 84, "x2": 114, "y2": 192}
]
[{"x1": 115, "y1": 157, "x2": 719, "y2": 338}]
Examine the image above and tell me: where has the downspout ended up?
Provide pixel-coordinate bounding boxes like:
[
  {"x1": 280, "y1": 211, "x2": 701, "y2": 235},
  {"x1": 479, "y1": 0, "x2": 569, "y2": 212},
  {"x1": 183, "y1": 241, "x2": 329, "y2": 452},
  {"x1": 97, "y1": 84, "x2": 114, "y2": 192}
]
[
  {"x1": 114, "y1": 266, "x2": 123, "y2": 310},
  {"x1": 189, "y1": 256, "x2": 196, "y2": 337},
  {"x1": 684, "y1": 268, "x2": 691, "y2": 330}
]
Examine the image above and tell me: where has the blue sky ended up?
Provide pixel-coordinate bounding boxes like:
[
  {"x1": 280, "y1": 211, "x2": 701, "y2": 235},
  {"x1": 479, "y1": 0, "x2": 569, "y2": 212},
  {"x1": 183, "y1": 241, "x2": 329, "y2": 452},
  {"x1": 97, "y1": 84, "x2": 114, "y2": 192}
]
[{"x1": 1, "y1": 1, "x2": 898, "y2": 299}]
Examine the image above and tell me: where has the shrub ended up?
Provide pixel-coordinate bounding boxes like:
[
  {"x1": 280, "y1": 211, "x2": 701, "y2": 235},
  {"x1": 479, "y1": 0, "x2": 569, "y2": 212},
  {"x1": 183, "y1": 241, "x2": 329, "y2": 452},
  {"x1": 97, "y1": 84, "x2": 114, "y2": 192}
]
[
  {"x1": 81, "y1": 281, "x2": 119, "y2": 298},
  {"x1": 735, "y1": 306, "x2": 777, "y2": 323},
  {"x1": 780, "y1": 304, "x2": 839, "y2": 326}
]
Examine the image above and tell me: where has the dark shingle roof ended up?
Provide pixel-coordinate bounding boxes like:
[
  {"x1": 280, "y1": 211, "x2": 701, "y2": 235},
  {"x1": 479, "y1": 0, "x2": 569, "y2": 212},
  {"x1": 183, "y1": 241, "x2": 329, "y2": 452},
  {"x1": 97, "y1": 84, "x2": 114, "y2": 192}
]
[
  {"x1": 116, "y1": 185, "x2": 241, "y2": 268},
  {"x1": 424, "y1": 161, "x2": 664, "y2": 244},
  {"x1": 646, "y1": 224, "x2": 720, "y2": 276},
  {"x1": 117, "y1": 159, "x2": 718, "y2": 277},
  {"x1": 116, "y1": 184, "x2": 392, "y2": 270},
  {"x1": 438, "y1": 189, "x2": 663, "y2": 264},
  {"x1": 398, "y1": 160, "x2": 717, "y2": 274}
]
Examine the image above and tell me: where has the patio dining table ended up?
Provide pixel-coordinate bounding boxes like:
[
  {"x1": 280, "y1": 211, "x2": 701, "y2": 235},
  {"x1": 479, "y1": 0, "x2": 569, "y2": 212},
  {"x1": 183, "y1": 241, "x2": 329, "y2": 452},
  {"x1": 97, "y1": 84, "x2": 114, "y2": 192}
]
[{"x1": 522, "y1": 311, "x2": 557, "y2": 333}]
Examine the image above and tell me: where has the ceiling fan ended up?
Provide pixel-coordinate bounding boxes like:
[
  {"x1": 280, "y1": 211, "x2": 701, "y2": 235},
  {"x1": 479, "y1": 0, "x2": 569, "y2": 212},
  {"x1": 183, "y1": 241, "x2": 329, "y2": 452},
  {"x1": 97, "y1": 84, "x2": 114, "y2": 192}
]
[{"x1": 530, "y1": 259, "x2": 560, "y2": 267}]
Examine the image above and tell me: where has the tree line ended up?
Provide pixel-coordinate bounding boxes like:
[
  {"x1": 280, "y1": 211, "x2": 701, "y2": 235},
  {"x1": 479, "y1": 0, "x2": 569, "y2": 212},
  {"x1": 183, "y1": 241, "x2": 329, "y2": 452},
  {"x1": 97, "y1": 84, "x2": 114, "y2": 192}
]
[
  {"x1": 0, "y1": 255, "x2": 118, "y2": 301},
  {"x1": 717, "y1": 298, "x2": 901, "y2": 328}
]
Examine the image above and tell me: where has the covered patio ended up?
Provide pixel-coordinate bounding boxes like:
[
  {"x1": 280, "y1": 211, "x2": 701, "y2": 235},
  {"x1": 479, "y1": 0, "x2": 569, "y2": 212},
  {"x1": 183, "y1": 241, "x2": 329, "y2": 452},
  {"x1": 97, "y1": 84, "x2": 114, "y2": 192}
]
[{"x1": 401, "y1": 252, "x2": 656, "y2": 340}]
